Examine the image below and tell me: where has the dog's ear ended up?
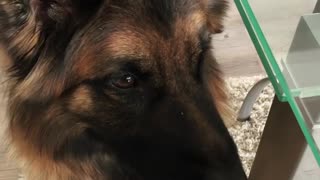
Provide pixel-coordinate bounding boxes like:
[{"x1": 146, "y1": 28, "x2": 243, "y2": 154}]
[
  {"x1": 0, "y1": 0, "x2": 103, "y2": 68},
  {"x1": 202, "y1": 0, "x2": 228, "y2": 33},
  {"x1": 34, "y1": 0, "x2": 103, "y2": 28},
  {"x1": 0, "y1": 0, "x2": 102, "y2": 101}
]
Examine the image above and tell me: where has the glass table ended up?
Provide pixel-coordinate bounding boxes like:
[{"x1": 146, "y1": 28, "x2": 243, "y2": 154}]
[{"x1": 234, "y1": 0, "x2": 320, "y2": 179}]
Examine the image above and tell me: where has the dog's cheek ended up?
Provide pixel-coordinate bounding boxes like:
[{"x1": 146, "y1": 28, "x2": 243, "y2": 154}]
[
  {"x1": 202, "y1": 57, "x2": 234, "y2": 127},
  {"x1": 68, "y1": 86, "x2": 94, "y2": 114}
]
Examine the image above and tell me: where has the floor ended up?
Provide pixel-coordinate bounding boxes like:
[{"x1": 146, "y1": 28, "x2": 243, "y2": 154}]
[
  {"x1": 213, "y1": 2, "x2": 264, "y2": 76},
  {"x1": 0, "y1": 2, "x2": 264, "y2": 179}
]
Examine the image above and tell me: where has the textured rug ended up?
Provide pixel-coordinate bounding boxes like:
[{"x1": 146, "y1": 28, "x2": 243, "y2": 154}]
[
  {"x1": 0, "y1": 75, "x2": 274, "y2": 179},
  {"x1": 226, "y1": 76, "x2": 274, "y2": 176}
]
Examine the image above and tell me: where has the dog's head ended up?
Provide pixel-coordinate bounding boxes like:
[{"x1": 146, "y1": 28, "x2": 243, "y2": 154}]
[{"x1": 0, "y1": 0, "x2": 246, "y2": 179}]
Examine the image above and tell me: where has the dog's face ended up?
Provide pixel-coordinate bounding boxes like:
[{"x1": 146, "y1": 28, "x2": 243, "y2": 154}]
[{"x1": 0, "y1": 0, "x2": 246, "y2": 179}]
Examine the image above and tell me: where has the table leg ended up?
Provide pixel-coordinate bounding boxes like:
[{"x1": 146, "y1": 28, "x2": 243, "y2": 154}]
[
  {"x1": 248, "y1": 98, "x2": 306, "y2": 180},
  {"x1": 314, "y1": 0, "x2": 319, "y2": 13}
]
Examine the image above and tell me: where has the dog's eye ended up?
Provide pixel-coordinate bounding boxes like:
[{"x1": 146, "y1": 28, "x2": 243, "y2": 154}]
[{"x1": 111, "y1": 73, "x2": 137, "y2": 89}]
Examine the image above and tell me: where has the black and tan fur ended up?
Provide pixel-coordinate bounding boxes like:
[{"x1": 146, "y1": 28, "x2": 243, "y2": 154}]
[{"x1": 0, "y1": 0, "x2": 247, "y2": 179}]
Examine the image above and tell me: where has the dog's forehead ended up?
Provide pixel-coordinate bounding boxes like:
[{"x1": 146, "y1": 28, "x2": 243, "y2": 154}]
[
  {"x1": 69, "y1": 0, "x2": 208, "y2": 79},
  {"x1": 97, "y1": 0, "x2": 206, "y2": 57},
  {"x1": 104, "y1": 0, "x2": 206, "y2": 32}
]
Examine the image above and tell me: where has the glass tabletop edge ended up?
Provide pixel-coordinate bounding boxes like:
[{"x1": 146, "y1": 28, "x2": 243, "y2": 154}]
[
  {"x1": 234, "y1": 0, "x2": 320, "y2": 166},
  {"x1": 233, "y1": 0, "x2": 285, "y2": 101}
]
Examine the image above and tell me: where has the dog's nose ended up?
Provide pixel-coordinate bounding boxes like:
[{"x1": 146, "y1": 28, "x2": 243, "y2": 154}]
[
  {"x1": 146, "y1": 95, "x2": 246, "y2": 180},
  {"x1": 183, "y1": 97, "x2": 248, "y2": 180}
]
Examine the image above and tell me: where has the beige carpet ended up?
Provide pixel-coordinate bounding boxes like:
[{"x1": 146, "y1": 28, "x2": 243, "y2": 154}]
[
  {"x1": 0, "y1": 75, "x2": 274, "y2": 179},
  {"x1": 227, "y1": 76, "x2": 274, "y2": 176}
]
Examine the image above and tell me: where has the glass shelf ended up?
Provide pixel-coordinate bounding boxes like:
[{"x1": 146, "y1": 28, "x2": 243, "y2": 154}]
[{"x1": 234, "y1": 0, "x2": 320, "y2": 165}]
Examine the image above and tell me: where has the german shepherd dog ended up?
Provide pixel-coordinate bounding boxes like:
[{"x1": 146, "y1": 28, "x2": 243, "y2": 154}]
[{"x1": 0, "y1": 0, "x2": 247, "y2": 179}]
